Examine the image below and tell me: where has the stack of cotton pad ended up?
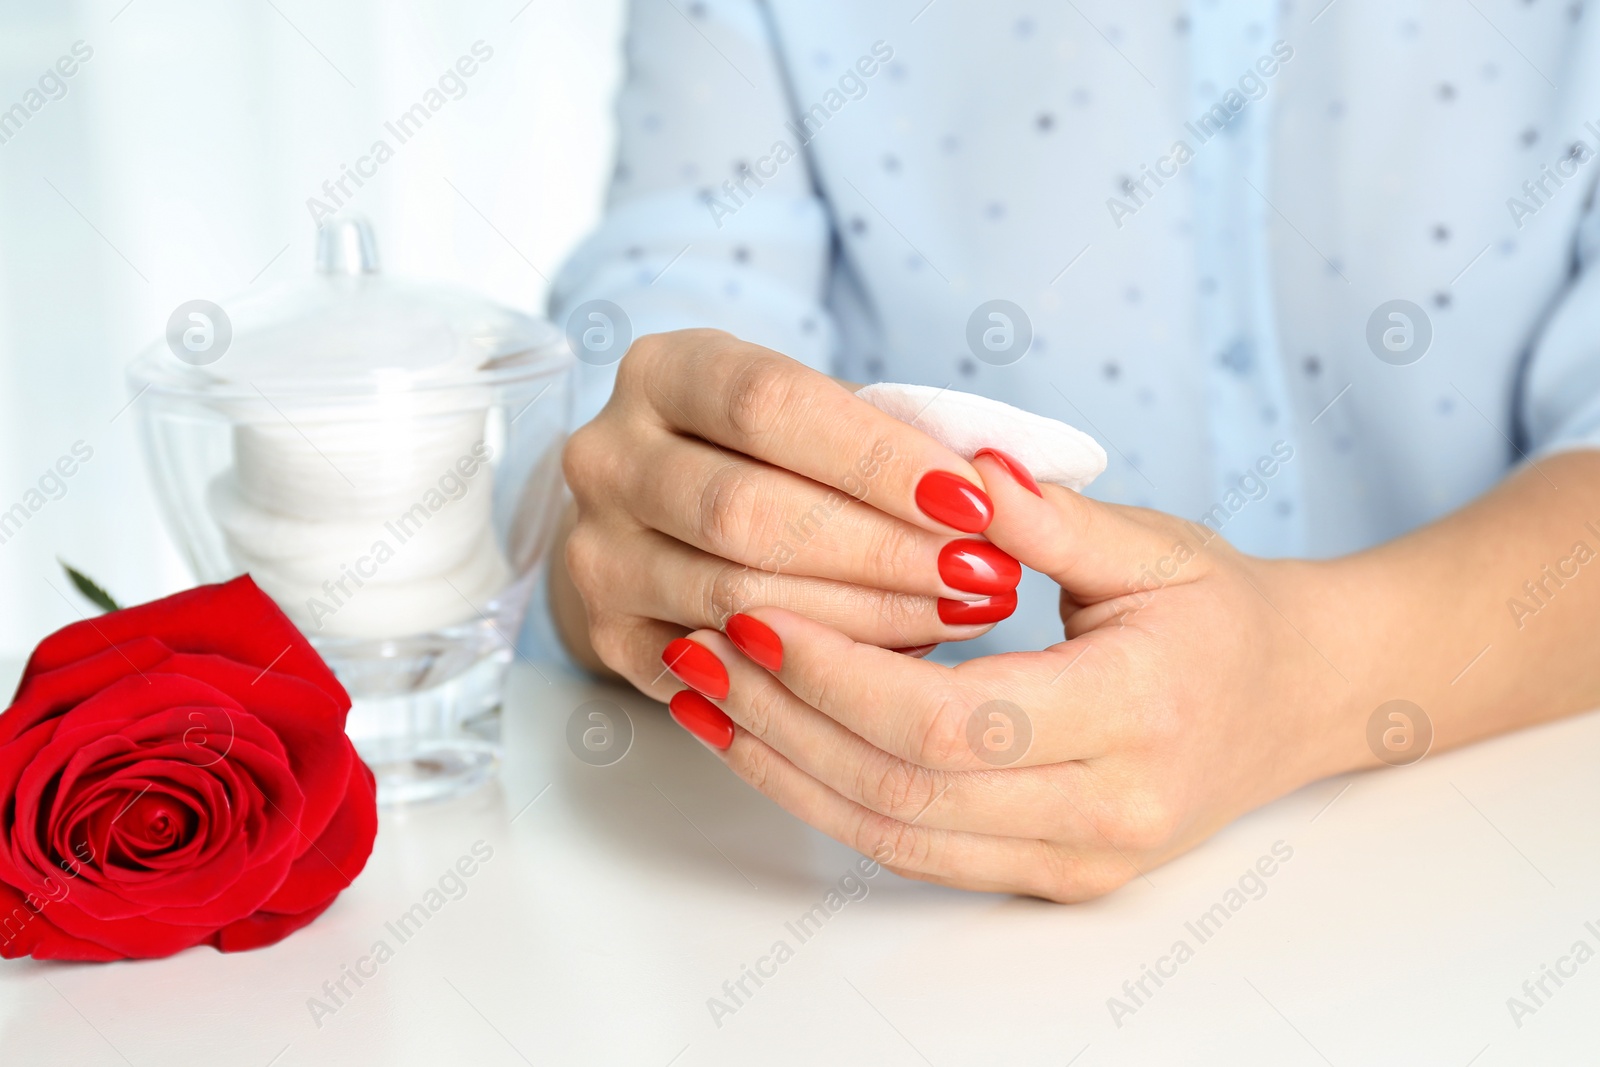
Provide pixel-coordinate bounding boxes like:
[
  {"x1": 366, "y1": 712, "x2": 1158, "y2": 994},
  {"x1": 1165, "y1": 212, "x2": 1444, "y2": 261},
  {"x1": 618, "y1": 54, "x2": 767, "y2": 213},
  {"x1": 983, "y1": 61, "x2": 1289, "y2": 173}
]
[
  {"x1": 208, "y1": 407, "x2": 511, "y2": 641},
  {"x1": 856, "y1": 383, "x2": 1107, "y2": 491}
]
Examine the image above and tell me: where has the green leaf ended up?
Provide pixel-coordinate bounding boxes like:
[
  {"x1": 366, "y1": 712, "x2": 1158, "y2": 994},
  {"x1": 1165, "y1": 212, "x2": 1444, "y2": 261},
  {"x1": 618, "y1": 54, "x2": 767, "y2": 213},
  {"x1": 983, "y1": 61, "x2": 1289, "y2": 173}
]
[{"x1": 60, "y1": 560, "x2": 121, "y2": 614}]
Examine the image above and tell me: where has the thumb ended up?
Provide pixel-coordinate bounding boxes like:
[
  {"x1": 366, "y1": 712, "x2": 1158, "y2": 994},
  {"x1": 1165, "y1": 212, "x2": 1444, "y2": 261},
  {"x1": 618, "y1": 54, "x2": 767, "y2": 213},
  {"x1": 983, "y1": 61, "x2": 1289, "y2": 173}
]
[{"x1": 971, "y1": 450, "x2": 1209, "y2": 602}]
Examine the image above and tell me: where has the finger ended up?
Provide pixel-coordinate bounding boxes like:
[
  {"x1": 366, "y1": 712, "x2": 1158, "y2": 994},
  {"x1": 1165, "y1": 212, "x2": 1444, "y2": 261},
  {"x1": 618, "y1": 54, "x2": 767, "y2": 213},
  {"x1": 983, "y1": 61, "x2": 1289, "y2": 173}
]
[
  {"x1": 631, "y1": 331, "x2": 997, "y2": 535},
  {"x1": 687, "y1": 628, "x2": 1102, "y2": 840},
  {"x1": 725, "y1": 607, "x2": 1123, "y2": 768},
  {"x1": 577, "y1": 523, "x2": 1003, "y2": 648},
  {"x1": 972, "y1": 450, "x2": 1209, "y2": 604},
  {"x1": 700, "y1": 704, "x2": 1112, "y2": 900},
  {"x1": 620, "y1": 435, "x2": 1018, "y2": 600},
  {"x1": 586, "y1": 614, "x2": 691, "y2": 702}
]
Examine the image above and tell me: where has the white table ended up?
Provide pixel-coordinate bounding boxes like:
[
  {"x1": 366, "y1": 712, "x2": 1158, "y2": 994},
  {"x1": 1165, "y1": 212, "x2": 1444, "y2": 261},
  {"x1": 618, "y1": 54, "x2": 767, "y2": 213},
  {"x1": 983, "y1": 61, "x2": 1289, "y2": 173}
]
[{"x1": 1, "y1": 661, "x2": 1597, "y2": 1065}]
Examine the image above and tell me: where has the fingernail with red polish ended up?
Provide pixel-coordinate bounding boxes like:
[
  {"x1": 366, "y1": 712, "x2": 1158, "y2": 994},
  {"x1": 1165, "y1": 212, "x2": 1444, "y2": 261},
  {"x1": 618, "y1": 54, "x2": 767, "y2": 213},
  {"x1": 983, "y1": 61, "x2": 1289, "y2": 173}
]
[
  {"x1": 669, "y1": 690, "x2": 734, "y2": 751},
  {"x1": 890, "y1": 644, "x2": 939, "y2": 658},
  {"x1": 661, "y1": 638, "x2": 729, "y2": 700},
  {"x1": 937, "y1": 590, "x2": 1018, "y2": 626},
  {"x1": 915, "y1": 471, "x2": 994, "y2": 533},
  {"x1": 938, "y1": 539, "x2": 1021, "y2": 596},
  {"x1": 725, "y1": 613, "x2": 783, "y2": 672},
  {"x1": 975, "y1": 448, "x2": 1043, "y2": 497}
]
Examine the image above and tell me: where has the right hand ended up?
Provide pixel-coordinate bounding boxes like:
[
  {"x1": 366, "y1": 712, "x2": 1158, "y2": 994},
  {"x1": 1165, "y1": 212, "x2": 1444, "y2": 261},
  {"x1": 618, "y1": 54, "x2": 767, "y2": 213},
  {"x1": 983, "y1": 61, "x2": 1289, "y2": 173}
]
[{"x1": 556, "y1": 329, "x2": 1022, "y2": 698}]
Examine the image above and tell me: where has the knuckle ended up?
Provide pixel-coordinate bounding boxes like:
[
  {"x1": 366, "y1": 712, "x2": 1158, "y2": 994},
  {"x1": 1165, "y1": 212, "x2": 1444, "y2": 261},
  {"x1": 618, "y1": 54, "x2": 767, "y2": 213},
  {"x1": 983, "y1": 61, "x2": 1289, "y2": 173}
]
[
  {"x1": 863, "y1": 521, "x2": 921, "y2": 589},
  {"x1": 586, "y1": 620, "x2": 631, "y2": 675},
  {"x1": 563, "y1": 528, "x2": 606, "y2": 597},
  {"x1": 561, "y1": 422, "x2": 605, "y2": 497},
  {"x1": 620, "y1": 328, "x2": 739, "y2": 401},
  {"x1": 857, "y1": 758, "x2": 936, "y2": 822},
  {"x1": 834, "y1": 583, "x2": 930, "y2": 644},
  {"x1": 723, "y1": 358, "x2": 793, "y2": 443},
  {"x1": 854, "y1": 810, "x2": 928, "y2": 872},
  {"x1": 735, "y1": 738, "x2": 777, "y2": 796},
  {"x1": 1097, "y1": 792, "x2": 1180, "y2": 854},
  {"x1": 695, "y1": 464, "x2": 759, "y2": 557},
  {"x1": 1036, "y1": 849, "x2": 1133, "y2": 903},
  {"x1": 874, "y1": 589, "x2": 934, "y2": 636},
  {"x1": 614, "y1": 331, "x2": 664, "y2": 387},
  {"x1": 705, "y1": 561, "x2": 768, "y2": 624},
  {"x1": 681, "y1": 325, "x2": 736, "y2": 350},
  {"x1": 736, "y1": 676, "x2": 785, "y2": 740},
  {"x1": 911, "y1": 688, "x2": 976, "y2": 768}
]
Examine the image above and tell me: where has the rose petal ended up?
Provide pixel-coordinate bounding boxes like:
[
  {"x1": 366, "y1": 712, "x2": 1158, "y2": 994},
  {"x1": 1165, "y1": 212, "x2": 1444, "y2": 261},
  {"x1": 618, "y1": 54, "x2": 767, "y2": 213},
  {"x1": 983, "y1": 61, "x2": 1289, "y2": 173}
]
[
  {"x1": 15, "y1": 576, "x2": 346, "y2": 710},
  {"x1": 41, "y1": 735, "x2": 305, "y2": 922},
  {"x1": 259, "y1": 755, "x2": 377, "y2": 914},
  {"x1": 33, "y1": 894, "x2": 218, "y2": 959},
  {"x1": 156, "y1": 654, "x2": 353, "y2": 846},
  {"x1": 85, "y1": 780, "x2": 205, "y2": 870},
  {"x1": 8, "y1": 683, "x2": 306, "y2": 927},
  {"x1": 15, "y1": 676, "x2": 248, "y2": 877},
  {"x1": 53, "y1": 752, "x2": 241, "y2": 883},
  {"x1": 206, "y1": 895, "x2": 337, "y2": 954},
  {"x1": 0, "y1": 719, "x2": 72, "y2": 894},
  {"x1": 60, "y1": 706, "x2": 298, "y2": 855},
  {"x1": 0, "y1": 880, "x2": 122, "y2": 962},
  {"x1": 210, "y1": 757, "x2": 376, "y2": 953},
  {"x1": 0, "y1": 637, "x2": 172, "y2": 746},
  {"x1": 54, "y1": 729, "x2": 254, "y2": 863}
]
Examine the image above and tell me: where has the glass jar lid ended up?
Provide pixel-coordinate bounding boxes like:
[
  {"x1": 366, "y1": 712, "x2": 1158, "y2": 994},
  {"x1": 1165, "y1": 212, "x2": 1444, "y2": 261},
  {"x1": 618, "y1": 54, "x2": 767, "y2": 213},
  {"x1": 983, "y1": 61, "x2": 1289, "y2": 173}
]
[{"x1": 128, "y1": 217, "x2": 569, "y2": 401}]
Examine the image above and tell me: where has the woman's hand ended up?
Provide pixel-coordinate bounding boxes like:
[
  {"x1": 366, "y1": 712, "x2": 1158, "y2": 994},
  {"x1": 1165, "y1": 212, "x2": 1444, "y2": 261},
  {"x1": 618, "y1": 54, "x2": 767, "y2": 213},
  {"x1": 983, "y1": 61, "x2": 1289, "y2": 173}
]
[
  {"x1": 555, "y1": 329, "x2": 1023, "y2": 697},
  {"x1": 658, "y1": 450, "x2": 1374, "y2": 900}
]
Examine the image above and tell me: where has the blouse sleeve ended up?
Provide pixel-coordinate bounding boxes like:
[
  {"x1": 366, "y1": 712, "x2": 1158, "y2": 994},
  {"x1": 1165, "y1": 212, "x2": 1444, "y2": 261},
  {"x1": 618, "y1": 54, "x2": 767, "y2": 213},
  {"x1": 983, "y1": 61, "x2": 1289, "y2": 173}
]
[
  {"x1": 548, "y1": 0, "x2": 838, "y2": 426},
  {"x1": 1520, "y1": 196, "x2": 1600, "y2": 460}
]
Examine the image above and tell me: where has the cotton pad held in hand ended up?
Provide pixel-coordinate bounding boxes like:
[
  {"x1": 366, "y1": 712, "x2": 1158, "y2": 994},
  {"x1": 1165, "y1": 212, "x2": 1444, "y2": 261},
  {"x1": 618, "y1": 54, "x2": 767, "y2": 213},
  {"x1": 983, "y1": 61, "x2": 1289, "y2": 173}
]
[{"x1": 857, "y1": 383, "x2": 1108, "y2": 491}]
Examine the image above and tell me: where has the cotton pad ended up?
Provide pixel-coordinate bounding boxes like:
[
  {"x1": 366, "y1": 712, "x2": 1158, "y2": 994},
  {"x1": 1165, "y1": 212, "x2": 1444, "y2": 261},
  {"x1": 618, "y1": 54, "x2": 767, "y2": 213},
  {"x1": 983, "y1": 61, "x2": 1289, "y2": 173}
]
[
  {"x1": 856, "y1": 383, "x2": 1107, "y2": 491},
  {"x1": 206, "y1": 407, "x2": 513, "y2": 640}
]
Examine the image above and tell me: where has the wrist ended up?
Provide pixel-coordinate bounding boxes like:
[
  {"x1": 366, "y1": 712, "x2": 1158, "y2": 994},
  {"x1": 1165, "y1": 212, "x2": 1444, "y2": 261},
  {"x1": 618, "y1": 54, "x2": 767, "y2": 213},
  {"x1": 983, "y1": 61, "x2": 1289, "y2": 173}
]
[{"x1": 1259, "y1": 554, "x2": 1402, "y2": 780}]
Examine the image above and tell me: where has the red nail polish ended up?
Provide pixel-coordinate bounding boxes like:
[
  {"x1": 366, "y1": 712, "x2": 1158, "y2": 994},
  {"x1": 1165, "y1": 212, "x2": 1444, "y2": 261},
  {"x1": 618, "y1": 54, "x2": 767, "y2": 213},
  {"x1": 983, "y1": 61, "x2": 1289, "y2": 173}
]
[
  {"x1": 915, "y1": 471, "x2": 994, "y2": 533},
  {"x1": 938, "y1": 539, "x2": 1021, "y2": 596},
  {"x1": 937, "y1": 590, "x2": 1017, "y2": 625},
  {"x1": 975, "y1": 448, "x2": 1043, "y2": 497},
  {"x1": 669, "y1": 690, "x2": 734, "y2": 751},
  {"x1": 661, "y1": 638, "x2": 729, "y2": 700},
  {"x1": 725, "y1": 613, "x2": 783, "y2": 671},
  {"x1": 889, "y1": 644, "x2": 939, "y2": 658}
]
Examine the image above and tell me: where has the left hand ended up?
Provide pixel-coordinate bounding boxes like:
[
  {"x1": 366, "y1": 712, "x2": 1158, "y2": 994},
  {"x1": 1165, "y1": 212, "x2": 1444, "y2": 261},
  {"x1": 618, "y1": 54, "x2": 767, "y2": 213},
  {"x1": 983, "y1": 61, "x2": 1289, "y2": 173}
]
[{"x1": 659, "y1": 451, "x2": 1370, "y2": 900}]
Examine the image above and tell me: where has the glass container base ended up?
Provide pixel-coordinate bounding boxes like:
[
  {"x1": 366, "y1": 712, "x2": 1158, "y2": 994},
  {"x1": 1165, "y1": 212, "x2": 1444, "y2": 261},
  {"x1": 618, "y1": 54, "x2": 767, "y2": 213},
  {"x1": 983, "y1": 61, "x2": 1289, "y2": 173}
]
[{"x1": 340, "y1": 646, "x2": 510, "y2": 805}]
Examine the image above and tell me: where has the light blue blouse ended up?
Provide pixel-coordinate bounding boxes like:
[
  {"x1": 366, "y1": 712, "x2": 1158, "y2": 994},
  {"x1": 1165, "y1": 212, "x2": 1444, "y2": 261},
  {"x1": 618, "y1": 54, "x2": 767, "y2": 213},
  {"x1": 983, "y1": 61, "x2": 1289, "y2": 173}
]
[{"x1": 548, "y1": 0, "x2": 1600, "y2": 653}]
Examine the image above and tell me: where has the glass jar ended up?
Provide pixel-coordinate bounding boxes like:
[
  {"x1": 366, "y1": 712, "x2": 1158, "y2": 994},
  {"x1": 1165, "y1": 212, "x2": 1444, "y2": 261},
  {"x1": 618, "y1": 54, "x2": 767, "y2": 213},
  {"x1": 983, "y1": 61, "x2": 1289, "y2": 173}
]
[{"x1": 128, "y1": 218, "x2": 572, "y2": 805}]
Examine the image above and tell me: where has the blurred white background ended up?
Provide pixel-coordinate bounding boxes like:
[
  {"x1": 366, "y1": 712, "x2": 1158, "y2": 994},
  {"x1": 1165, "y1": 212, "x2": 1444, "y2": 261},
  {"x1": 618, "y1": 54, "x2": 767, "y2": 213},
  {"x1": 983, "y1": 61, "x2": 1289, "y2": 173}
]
[{"x1": 0, "y1": 0, "x2": 624, "y2": 659}]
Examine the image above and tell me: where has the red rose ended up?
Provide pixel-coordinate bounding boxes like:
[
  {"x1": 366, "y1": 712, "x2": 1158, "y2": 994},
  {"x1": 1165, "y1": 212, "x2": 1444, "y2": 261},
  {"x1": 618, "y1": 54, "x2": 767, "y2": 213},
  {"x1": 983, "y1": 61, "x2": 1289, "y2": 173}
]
[{"x1": 0, "y1": 576, "x2": 377, "y2": 961}]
